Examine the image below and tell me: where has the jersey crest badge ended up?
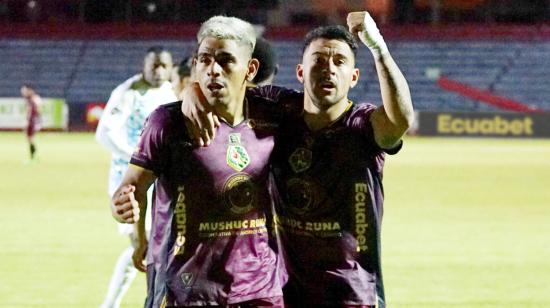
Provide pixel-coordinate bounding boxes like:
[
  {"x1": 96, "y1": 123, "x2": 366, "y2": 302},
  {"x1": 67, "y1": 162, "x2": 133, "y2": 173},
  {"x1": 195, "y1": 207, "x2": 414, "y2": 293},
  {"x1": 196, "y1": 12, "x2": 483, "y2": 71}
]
[
  {"x1": 289, "y1": 147, "x2": 312, "y2": 173},
  {"x1": 226, "y1": 133, "x2": 250, "y2": 172},
  {"x1": 181, "y1": 273, "x2": 193, "y2": 287}
]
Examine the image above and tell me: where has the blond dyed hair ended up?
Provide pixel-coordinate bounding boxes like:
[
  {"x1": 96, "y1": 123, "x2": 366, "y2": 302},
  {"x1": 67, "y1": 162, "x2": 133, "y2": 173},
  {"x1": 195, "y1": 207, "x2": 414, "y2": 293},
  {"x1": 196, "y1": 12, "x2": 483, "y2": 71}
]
[{"x1": 197, "y1": 16, "x2": 256, "y2": 55}]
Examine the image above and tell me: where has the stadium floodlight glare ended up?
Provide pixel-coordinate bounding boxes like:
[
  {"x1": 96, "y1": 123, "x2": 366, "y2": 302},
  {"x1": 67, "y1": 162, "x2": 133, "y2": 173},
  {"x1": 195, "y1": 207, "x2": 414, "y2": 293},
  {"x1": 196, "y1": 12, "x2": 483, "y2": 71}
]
[{"x1": 146, "y1": 2, "x2": 157, "y2": 14}]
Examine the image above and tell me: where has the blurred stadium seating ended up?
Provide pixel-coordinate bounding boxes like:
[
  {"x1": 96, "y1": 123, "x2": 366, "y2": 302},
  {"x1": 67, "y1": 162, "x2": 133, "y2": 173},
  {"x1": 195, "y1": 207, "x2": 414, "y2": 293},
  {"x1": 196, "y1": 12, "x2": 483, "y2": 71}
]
[
  {"x1": 1, "y1": 0, "x2": 549, "y2": 114},
  {"x1": 1, "y1": 33, "x2": 549, "y2": 112}
]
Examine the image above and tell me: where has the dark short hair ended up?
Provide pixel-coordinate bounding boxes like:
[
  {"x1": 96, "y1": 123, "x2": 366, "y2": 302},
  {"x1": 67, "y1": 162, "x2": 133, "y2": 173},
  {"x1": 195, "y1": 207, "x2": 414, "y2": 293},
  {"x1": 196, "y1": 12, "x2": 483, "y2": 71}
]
[
  {"x1": 252, "y1": 37, "x2": 278, "y2": 84},
  {"x1": 302, "y1": 25, "x2": 358, "y2": 57}
]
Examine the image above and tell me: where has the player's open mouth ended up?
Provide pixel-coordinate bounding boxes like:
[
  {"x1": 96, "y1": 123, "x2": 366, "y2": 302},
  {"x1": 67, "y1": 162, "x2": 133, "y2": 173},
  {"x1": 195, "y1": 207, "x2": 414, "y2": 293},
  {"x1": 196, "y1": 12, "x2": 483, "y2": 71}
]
[
  {"x1": 320, "y1": 81, "x2": 336, "y2": 90},
  {"x1": 207, "y1": 82, "x2": 224, "y2": 91}
]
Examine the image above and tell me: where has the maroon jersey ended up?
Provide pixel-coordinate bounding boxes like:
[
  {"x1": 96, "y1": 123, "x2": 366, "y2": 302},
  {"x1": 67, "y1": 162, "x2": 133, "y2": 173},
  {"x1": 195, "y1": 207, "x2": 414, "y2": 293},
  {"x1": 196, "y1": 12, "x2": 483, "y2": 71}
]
[
  {"x1": 130, "y1": 97, "x2": 287, "y2": 306},
  {"x1": 24, "y1": 94, "x2": 41, "y2": 136},
  {"x1": 271, "y1": 102, "x2": 400, "y2": 308}
]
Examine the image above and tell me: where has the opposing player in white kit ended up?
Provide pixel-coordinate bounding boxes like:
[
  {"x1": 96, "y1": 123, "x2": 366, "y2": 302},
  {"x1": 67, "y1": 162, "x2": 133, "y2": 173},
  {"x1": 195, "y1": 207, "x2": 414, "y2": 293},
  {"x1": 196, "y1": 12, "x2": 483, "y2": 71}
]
[{"x1": 95, "y1": 46, "x2": 177, "y2": 308}]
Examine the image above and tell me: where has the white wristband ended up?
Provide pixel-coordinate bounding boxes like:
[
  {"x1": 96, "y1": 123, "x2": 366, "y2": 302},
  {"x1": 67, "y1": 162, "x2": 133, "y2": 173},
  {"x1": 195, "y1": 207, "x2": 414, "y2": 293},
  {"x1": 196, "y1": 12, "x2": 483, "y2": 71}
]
[{"x1": 359, "y1": 13, "x2": 388, "y2": 58}]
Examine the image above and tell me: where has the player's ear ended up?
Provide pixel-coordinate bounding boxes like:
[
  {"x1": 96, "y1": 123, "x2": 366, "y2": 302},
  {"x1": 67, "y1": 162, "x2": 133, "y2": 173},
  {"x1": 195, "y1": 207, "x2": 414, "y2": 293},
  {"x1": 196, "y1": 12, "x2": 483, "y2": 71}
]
[
  {"x1": 350, "y1": 68, "x2": 360, "y2": 88},
  {"x1": 246, "y1": 58, "x2": 259, "y2": 82},
  {"x1": 296, "y1": 64, "x2": 304, "y2": 84}
]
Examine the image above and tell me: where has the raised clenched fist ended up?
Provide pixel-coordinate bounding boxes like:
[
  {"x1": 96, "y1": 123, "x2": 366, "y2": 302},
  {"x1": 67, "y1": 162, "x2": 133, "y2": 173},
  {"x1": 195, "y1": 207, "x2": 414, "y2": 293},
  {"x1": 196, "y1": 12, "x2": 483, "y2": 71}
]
[{"x1": 347, "y1": 11, "x2": 388, "y2": 58}]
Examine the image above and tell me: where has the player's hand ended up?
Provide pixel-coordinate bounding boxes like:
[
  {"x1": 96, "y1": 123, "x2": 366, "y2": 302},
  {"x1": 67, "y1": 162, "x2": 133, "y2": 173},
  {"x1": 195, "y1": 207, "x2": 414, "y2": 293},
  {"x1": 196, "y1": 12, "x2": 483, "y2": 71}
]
[
  {"x1": 181, "y1": 82, "x2": 220, "y2": 146},
  {"x1": 132, "y1": 239, "x2": 148, "y2": 272},
  {"x1": 347, "y1": 11, "x2": 388, "y2": 58},
  {"x1": 111, "y1": 184, "x2": 140, "y2": 223}
]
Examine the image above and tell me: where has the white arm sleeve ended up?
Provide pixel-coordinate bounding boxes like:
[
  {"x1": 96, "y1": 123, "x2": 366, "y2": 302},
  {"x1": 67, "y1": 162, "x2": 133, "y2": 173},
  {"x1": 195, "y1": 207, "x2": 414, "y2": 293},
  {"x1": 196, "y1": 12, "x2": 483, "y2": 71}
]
[{"x1": 95, "y1": 74, "x2": 141, "y2": 160}]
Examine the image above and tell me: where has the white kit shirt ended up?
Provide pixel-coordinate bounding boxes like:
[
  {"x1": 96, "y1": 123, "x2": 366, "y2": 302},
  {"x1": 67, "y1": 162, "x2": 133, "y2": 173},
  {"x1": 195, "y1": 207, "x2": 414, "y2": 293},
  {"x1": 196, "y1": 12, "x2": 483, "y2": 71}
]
[{"x1": 96, "y1": 75, "x2": 177, "y2": 195}]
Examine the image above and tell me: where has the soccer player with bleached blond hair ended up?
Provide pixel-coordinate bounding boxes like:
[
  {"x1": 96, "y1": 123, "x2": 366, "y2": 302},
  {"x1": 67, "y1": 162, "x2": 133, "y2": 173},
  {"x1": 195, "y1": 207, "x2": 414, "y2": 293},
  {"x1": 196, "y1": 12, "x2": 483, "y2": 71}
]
[
  {"x1": 196, "y1": 15, "x2": 257, "y2": 52},
  {"x1": 111, "y1": 15, "x2": 289, "y2": 307}
]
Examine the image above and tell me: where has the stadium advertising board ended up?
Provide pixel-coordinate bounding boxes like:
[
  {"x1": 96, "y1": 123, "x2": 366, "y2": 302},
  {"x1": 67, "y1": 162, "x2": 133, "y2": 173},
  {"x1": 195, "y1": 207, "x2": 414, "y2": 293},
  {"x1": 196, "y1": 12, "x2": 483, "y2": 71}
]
[
  {"x1": 67, "y1": 102, "x2": 105, "y2": 131},
  {"x1": 417, "y1": 111, "x2": 550, "y2": 138},
  {"x1": 0, "y1": 97, "x2": 68, "y2": 130},
  {"x1": 86, "y1": 103, "x2": 105, "y2": 127}
]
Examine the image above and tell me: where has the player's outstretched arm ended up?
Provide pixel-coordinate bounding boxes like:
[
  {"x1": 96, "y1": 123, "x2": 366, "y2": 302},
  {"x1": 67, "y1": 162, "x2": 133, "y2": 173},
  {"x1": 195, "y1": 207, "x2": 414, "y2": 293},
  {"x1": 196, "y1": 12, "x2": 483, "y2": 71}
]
[
  {"x1": 347, "y1": 11, "x2": 414, "y2": 149},
  {"x1": 180, "y1": 82, "x2": 220, "y2": 146}
]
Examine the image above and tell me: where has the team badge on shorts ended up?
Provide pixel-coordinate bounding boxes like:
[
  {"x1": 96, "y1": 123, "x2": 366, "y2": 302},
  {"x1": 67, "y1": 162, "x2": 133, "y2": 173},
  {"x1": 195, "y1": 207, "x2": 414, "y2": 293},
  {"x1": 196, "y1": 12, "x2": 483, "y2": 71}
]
[
  {"x1": 289, "y1": 147, "x2": 312, "y2": 173},
  {"x1": 226, "y1": 133, "x2": 250, "y2": 171}
]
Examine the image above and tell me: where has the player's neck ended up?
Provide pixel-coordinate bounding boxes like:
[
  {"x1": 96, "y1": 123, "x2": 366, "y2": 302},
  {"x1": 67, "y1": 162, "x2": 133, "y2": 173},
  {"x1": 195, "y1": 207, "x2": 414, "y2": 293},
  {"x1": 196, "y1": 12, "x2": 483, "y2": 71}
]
[
  {"x1": 214, "y1": 91, "x2": 246, "y2": 126},
  {"x1": 303, "y1": 97, "x2": 351, "y2": 132}
]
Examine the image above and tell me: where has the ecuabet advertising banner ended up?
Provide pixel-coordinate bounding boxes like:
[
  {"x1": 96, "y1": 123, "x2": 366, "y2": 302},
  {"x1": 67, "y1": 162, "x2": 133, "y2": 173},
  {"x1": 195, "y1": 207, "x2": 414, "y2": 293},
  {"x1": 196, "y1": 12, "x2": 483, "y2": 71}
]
[{"x1": 417, "y1": 111, "x2": 550, "y2": 138}]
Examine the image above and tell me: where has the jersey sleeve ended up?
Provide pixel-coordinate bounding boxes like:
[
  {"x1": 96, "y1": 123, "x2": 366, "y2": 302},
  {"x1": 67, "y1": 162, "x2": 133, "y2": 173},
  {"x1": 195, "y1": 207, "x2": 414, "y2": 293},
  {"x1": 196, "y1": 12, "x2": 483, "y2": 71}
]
[
  {"x1": 349, "y1": 103, "x2": 403, "y2": 155},
  {"x1": 248, "y1": 85, "x2": 294, "y2": 101},
  {"x1": 248, "y1": 85, "x2": 304, "y2": 117},
  {"x1": 130, "y1": 107, "x2": 170, "y2": 176}
]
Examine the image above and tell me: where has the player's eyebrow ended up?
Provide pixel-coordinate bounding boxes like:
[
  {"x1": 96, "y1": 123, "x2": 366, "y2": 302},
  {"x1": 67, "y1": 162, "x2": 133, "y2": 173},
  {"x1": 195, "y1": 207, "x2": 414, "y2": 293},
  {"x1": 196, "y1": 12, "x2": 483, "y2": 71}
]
[
  {"x1": 333, "y1": 53, "x2": 349, "y2": 61},
  {"x1": 215, "y1": 51, "x2": 237, "y2": 61},
  {"x1": 197, "y1": 51, "x2": 212, "y2": 57},
  {"x1": 312, "y1": 51, "x2": 348, "y2": 58},
  {"x1": 197, "y1": 45, "x2": 217, "y2": 56},
  {"x1": 197, "y1": 50, "x2": 235, "y2": 59},
  {"x1": 311, "y1": 51, "x2": 328, "y2": 56}
]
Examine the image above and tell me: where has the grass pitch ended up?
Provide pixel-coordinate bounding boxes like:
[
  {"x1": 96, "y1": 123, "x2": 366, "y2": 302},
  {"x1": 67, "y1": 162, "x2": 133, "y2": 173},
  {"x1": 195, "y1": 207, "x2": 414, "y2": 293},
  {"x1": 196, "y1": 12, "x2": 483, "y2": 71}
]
[
  {"x1": 0, "y1": 132, "x2": 549, "y2": 307},
  {"x1": 0, "y1": 132, "x2": 146, "y2": 307}
]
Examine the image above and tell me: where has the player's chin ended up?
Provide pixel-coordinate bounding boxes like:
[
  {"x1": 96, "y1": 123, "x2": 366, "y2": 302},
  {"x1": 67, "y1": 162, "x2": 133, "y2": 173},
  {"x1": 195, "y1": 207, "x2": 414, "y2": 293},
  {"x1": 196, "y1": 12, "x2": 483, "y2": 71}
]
[
  {"x1": 204, "y1": 96, "x2": 221, "y2": 107},
  {"x1": 207, "y1": 93, "x2": 230, "y2": 106},
  {"x1": 207, "y1": 88, "x2": 226, "y2": 98},
  {"x1": 314, "y1": 86, "x2": 336, "y2": 97},
  {"x1": 313, "y1": 93, "x2": 337, "y2": 106}
]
